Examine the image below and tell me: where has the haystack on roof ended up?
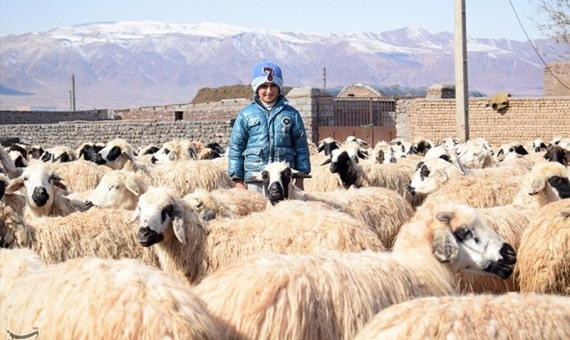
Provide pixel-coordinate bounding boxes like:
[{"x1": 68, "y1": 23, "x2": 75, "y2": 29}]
[{"x1": 191, "y1": 85, "x2": 292, "y2": 104}]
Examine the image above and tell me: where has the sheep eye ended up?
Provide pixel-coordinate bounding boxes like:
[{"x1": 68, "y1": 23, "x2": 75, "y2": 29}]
[
  {"x1": 164, "y1": 149, "x2": 170, "y2": 154},
  {"x1": 283, "y1": 168, "x2": 292, "y2": 178},
  {"x1": 454, "y1": 227, "x2": 472, "y2": 241},
  {"x1": 262, "y1": 171, "x2": 269, "y2": 180},
  {"x1": 109, "y1": 185, "x2": 118, "y2": 191}
]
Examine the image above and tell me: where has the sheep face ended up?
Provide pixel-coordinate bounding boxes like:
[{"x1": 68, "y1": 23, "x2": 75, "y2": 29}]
[
  {"x1": 86, "y1": 171, "x2": 145, "y2": 210},
  {"x1": 432, "y1": 204, "x2": 516, "y2": 279},
  {"x1": 131, "y1": 188, "x2": 186, "y2": 247},
  {"x1": 94, "y1": 141, "x2": 134, "y2": 170},
  {"x1": 247, "y1": 162, "x2": 310, "y2": 205},
  {"x1": 457, "y1": 144, "x2": 492, "y2": 169},
  {"x1": 410, "y1": 139, "x2": 433, "y2": 156},
  {"x1": 78, "y1": 143, "x2": 104, "y2": 162},
  {"x1": 544, "y1": 145, "x2": 569, "y2": 166},
  {"x1": 324, "y1": 149, "x2": 360, "y2": 189},
  {"x1": 151, "y1": 147, "x2": 176, "y2": 164},
  {"x1": 528, "y1": 162, "x2": 570, "y2": 200},
  {"x1": 5, "y1": 162, "x2": 66, "y2": 209},
  {"x1": 8, "y1": 151, "x2": 27, "y2": 168},
  {"x1": 407, "y1": 158, "x2": 463, "y2": 196},
  {"x1": 496, "y1": 143, "x2": 528, "y2": 162},
  {"x1": 29, "y1": 145, "x2": 45, "y2": 160},
  {"x1": 317, "y1": 137, "x2": 340, "y2": 156}
]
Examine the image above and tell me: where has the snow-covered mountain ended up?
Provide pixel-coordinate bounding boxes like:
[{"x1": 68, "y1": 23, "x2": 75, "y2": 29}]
[{"x1": 0, "y1": 21, "x2": 557, "y2": 110}]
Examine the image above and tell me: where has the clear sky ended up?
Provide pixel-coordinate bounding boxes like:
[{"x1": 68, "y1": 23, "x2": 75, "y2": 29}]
[{"x1": 0, "y1": 0, "x2": 547, "y2": 40}]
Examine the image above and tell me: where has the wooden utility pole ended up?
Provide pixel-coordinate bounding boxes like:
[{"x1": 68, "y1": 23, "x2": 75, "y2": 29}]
[{"x1": 454, "y1": 0, "x2": 469, "y2": 141}]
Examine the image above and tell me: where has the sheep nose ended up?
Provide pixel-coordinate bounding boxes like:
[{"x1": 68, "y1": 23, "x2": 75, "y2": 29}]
[
  {"x1": 32, "y1": 187, "x2": 49, "y2": 206},
  {"x1": 499, "y1": 243, "x2": 517, "y2": 265},
  {"x1": 151, "y1": 156, "x2": 157, "y2": 164},
  {"x1": 94, "y1": 154, "x2": 106, "y2": 165}
]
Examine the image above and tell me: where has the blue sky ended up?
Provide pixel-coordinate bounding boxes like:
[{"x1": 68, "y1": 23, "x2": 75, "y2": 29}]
[{"x1": 0, "y1": 0, "x2": 546, "y2": 40}]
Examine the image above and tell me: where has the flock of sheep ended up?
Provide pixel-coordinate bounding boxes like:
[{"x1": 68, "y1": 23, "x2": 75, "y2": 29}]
[{"x1": 0, "y1": 134, "x2": 569, "y2": 339}]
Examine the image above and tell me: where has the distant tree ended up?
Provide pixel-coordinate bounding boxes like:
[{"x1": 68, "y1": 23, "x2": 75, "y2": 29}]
[{"x1": 534, "y1": 0, "x2": 569, "y2": 58}]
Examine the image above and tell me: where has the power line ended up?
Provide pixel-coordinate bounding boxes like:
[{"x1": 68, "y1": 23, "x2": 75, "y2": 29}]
[{"x1": 508, "y1": 0, "x2": 570, "y2": 91}]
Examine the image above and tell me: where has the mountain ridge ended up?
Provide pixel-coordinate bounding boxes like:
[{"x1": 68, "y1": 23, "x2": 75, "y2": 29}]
[{"x1": 0, "y1": 21, "x2": 556, "y2": 110}]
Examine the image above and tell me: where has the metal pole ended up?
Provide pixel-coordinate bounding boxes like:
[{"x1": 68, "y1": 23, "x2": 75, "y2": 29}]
[
  {"x1": 454, "y1": 0, "x2": 469, "y2": 141},
  {"x1": 71, "y1": 74, "x2": 76, "y2": 111},
  {"x1": 322, "y1": 66, "x2": 327, "y2": 89}
]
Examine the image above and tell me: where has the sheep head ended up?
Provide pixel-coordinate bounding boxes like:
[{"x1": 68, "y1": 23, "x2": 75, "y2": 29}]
[
  {"x1": 527, "y1": 161, "x2": 570, "y2": 199},
  {"x1": 94, "y1": 139, "x2": 136, "y2": 169},
  {"x1": 132, "y1": 187, "x2": 204, "y2": 247},
  {"x1": 86, "y1": 170, "x2": 146, "y2": 210},
  {"x1": 5, "y1": 161, "x2": 67, "y2": 210},
  {"x1": 430, "y1": 204, "x2": 516, "y2": 279},
  {"x1": 407, "y1": 158, "x2": 462, "y2": 195},
  {"x1": 247, "y1": 161, "x2": 310, "y2": 206}
]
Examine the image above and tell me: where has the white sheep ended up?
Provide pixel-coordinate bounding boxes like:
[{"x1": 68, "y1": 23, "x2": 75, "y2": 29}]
[
  {"x1": 407, "y1": 157, "x2": 524, "y2": 209},
  {"x1": 132, "y1": 186, "x2": 386, "y2": 284},
  {"x1": 192, "y1": 203, "x2": 516, "y2": 340},
  {"x1": 0, "y1": 173, "x2": 26, "y2": 215},
  {"x1": 352, "y1": 293, "x2": 570, "y2": 340},
  {"x1": 4, "y1": 161, "x2": 77, "y2": 221},
  {"x1": 94, "y1": 139, "x2": 234, "y2": 196},
  {"x1": 434, "y1": 161, "x2": 570, "y2": 293},
  {"x1": 85, "y1": 169, "x2": 147, "y2": 210},
  {"x1": 151, "y1": 139, "x2": 198, "y2": 164},
  {"x1": 183, "y1": 187, "x2": 266, "y2": 221},
  {"x1": 49, "y1": 159, "x2": 111, "y2": 193},
  {"x1": 516, "y1": 199, "x2": 570, "y2": 295},
  {"x1": 0, "y1": 205, "x2": 159, "y2": 266},
  {"x1": 249, "y1": 161, "x2": 415, "y2": 248},
  {"x1": 41, "y1": 145, "x2": 77, "y2": 162},
  {"x1": 0, "y1": 146, "x2": 20, "y2": 178},
  {"x1": 322, "y1": 146, "x2": 415, "y2": 205},
  {"x1": 0, "y1": 248, "x2": 223, "y2": 339}
]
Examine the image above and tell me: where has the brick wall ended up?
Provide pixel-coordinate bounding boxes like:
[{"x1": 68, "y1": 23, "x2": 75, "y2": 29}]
[
  {"x1": 405, "y1": 97, "x2": 570, "y2": 145},
  {"x1": 544, "y1": 61, "x2": 570, "y2": 96},
  {"x1": 0, "y1": 120, "x2": 232, "y2": 149},
  {"x1": 0, "y1": 109, "x2": 111, "y2": 125}
]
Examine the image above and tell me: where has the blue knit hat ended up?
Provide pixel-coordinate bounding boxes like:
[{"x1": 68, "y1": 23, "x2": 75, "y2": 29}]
[{"x1": 251, "y1": 60, "x2": 283, "y2": 93}]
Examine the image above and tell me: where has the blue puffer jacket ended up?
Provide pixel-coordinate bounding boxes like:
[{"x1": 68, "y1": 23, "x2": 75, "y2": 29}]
[{"x1": 228, "y1": 94, "x2": 311, "y2": 182}]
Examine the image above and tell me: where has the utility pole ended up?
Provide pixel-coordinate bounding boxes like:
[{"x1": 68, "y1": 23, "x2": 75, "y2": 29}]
[
  {"x1": 322, "y1": 66, "x2": 327, "y2": 89},
  {"x1": 454, "y1": 0, "x2": 469, "y2": 141},
  {"x1": 71, "y1": 74, "x2": 76, "y2": 111}
]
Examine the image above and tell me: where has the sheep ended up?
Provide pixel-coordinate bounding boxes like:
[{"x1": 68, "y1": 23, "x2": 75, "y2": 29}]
[
  {"x1": 322, "y1": 146, "x2": 415, "y2": 204},
  {"x1": 516, "y1": 199, "x2": 570, "y2": 295},
  {"x1": 28, "y1": 144, "x2": 45, "y2": 160},
  {"x1": 94, "y1": 139, "x2": 234, "y2": 195},
  {"x1": 85, "y1": 170, "x2": 147, "y2": 210},
  {"x1": 409, "y1": 136, "x2": 434, "y2": 156},
  {"x1": 0, "y1": 173, "x2": 26, "y2": 215},
  {"x1": 407, "y1": 157, "x2": 524, "y2": 209},
  {"x1": 0, "y1": 203, "x2": 159, "y2": 266},
  {"x1": 0, "y1": 146, "x2": 20, "y2": 178},
  {"x1": 94, "y1": 138, "x2": 138, "y2": 170},
  {"x1": 352, "y1": 293, "x2": 570, "y2": 340},
  {"x1": 183, "y1": 187, "x2": 266, "y2": 221},
  {"x1": 151, "y1": 139, "x2": 198, "y2": 164},
  {"x1": 544, "y1": 144, "x2": 570, "y2": 165},
  {"x1": 317, "y1": 136, "x2": 341, "y2": 156},
  {"x1": 4, "y1": 161, "x2": 77, "y2": 221},
  {"x1": 527, "y1": 137, "x2": 548, "y2": 153},
  {"x1": 8, "y1": 149, "x2": 27, "y2": 168},
  {"x1": 192, "y1": 203, "x2": 516, "y2": 340},
  {"x1": 49, "y1": 159, "x2": 111, "y2": 193},
  {"x1": 76, "y1": 141, "x2": 105, "y2": 162},
  {"x1": 456, "y1": 140, "x2": 497, "y2": 169},
  {"x1": 132, "y1": 186, "x2": 386, "y2": 285},
  {"x1": 495, "y1": 141, "x2": 530, "y2": 162},
  {"x1": 0, "y1": 248, "x2": 224, "y2": 339},
  {"x1": 249, "y1": 161, "x2": 415, "y2": 248},
  {"x1": 440, "y1": 161, "x2": 570, "y2": 293},
  {"x1": 41, "y1": 145, "x2": 77, "y2": 163},
  {"x1": 137, "y1": 143, "x2": 160, "y2": 156}
]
